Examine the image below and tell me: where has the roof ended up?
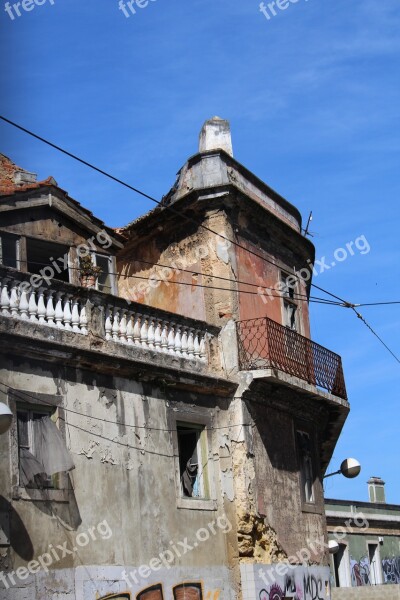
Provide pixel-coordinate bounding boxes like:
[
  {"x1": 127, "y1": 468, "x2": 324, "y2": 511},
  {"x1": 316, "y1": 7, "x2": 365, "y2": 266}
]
[{"x1": 0, "y1": 154, "x2": 124, "y2": 245}]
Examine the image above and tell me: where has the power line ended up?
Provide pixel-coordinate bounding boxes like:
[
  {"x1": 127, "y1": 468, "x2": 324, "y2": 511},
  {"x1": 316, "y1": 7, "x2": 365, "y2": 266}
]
[
  {"x1": 10, "y1": 258, "x2": 342, "y2": 306},
  {"x1": 355, "y1": 301, "x2": 400, "y2": 307},
  {"x1": 351, "y1": 308, "x2": 400, "y2": 364},
  {"x1": 0, "y1": 381, "x2": 252, "y2": 433},
  {"x1": 0, "y1": 115, "x2": 352, "y2": 309}
]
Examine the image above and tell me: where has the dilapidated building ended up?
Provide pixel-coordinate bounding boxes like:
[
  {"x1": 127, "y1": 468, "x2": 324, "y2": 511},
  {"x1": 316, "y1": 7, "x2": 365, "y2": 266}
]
[{"x1": 1, "y1": 119, "x2": 349, "y2": 600}]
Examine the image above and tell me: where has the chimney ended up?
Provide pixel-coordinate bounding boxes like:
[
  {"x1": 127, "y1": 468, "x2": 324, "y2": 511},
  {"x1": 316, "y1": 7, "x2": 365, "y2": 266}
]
[
  {"x1": 368, "y1": 476, "x2": 386, "y2": 503},
  {"x1": 199, "y1": 116, "x2": 233, "y2": 157}
]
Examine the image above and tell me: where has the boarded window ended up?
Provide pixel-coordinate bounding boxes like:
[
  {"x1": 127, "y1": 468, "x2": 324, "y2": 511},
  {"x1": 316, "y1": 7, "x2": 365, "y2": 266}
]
[
  {"x1": 136, "y1": 585, "x2": 164, "y2": 600},
  {"x1": 173, "y1": 583, "x2": 203, "y2": 600}
]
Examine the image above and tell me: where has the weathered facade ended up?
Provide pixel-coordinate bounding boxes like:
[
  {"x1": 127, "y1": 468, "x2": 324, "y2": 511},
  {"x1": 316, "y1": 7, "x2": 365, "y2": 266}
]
[
  {"x1": 327, "y1": 478, "x2": 400, "y2": 599},
  {"x1": 1, "y1": 120, "x2": 349, "y2": 600}
]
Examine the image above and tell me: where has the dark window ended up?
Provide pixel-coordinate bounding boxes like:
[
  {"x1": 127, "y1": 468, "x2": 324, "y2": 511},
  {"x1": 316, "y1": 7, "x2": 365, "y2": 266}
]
[
  {"x1": 177, "y1": 424, "x2": 209, "y2": 499},
  {"x1": 281, "y1": 273, "x2": 298, "y2": 331},
  {"x1": 26, "y1": 239, "x2": 70, "y2": 283},
  {"x1": 0, "y1": 232, "x2": 18, "y2": 268},
  {"x1": 297, "y1": 430, "x2": 315, "y2": 503}
]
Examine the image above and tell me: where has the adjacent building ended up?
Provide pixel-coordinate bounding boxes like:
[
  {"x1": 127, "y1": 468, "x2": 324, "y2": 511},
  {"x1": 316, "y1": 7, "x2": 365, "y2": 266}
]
[
  {"x1": 1, "y1": 119, "x2": 350, "y2": 600},
  {"x1": 327, "y1": 478, "x2": 400, "y2": 599}
]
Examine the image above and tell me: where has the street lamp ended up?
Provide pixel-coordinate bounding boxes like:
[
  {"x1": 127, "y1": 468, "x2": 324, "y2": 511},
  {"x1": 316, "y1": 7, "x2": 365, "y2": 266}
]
[
  {"x1": 324, "y1": 458, "x2": 361, "y2": 480},
  {"x1": 0, "y1": 402, "x2": 13, "y2": 434},
  {"x1": 328, "y1": 540, "x2": 340, "y2": 554}
]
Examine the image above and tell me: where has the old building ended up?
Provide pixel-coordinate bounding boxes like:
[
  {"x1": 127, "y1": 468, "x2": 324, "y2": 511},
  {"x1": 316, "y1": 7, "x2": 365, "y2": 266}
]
[
  {"x1": 1, "y1": 119, "x2": 349, "y2": 600},
  {"x1": 326, "y1": 478, "x2": 400, "y2": 599}
]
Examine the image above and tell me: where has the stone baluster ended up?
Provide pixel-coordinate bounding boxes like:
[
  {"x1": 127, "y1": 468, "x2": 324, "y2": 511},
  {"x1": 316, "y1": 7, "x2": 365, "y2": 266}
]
[
  {"x1": 63, "y1": 295, "x2": 72, "y2": 330},
  {"x1": 132, "y1": 314, "x2": 141, "y2": 346},
  {"x1": 9, "y1": 282, "x2": 19, "y2": 317},
  {"x1": 37, "y1": 289, "x2": 47, "y2": 324},
  {"x1": 112, "y1": 310, "x2": 120, "y2": 341},
  {"x1": 200, "y1": 334, "x2": 207, "y2": 362},
  {"x1": 119, "y1": 310, "x2": 128, "y2": 343},
  {"x1": 71, "y1": 298, "x2": 81, "y2": 332},
  {"x1": 154, "y1": 320, "x2": 162, "y2": 351},
  {"x1": 55, "y1": 293, "x2": 64, "y2": 328},
  {"x1": 126, "y1": 313, "x2": 134, "y2": 345},
  {"x1": 193, "y1": 331, "x2": 201, "y2": 359},
  {"x1": 147, "y1": 317, "x2": 155, "y2": 348},
  {"x1": 46, "y1": 292, "x2": 56, "y2": 326},
  {"x1": 28, "y1": 290, "x2": 38, "y2": 322},
  {"x1": 19, "y1": 287, "x2": 29, "y2": 320},
  {"x1": 80, "y1": 303, "x2": 88, "y2": 335},
  {"x1": 174, "y1": 324, "x2": 182, "y2": 355},
  {"x1": 167, "y1": 323, "x2": 176, "y2": 355},
  {"x1": 0, "y1": 280, "x2": 10, "y2": 316},
  {"x1": 105, "y1": 307, "x2": 113, "y2": 340},
  {"x1": 161, "y1": 321, "x2": 169, "y2": 352},
  {"x1": 187, "y1": 329, "x2": 195, "y2": 358},
  {"x1": 140, "y1": 315, "x2": 148, "y2": 347},
  {"x1": 181, "y1": 327, "x2": 188, "y2": 357}
]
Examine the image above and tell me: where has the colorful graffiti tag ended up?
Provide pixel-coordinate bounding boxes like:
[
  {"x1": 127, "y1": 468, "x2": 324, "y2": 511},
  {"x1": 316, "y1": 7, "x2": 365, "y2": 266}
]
[
  {"x1": 350, "y1": 556, "x2": 370, "y2": 587},
  {"x1": 382, "y1": 556, "x2": 400, "y2": 584},
  {"x1": 259, "y1": 573, "x2": 325, "y2": 600}
]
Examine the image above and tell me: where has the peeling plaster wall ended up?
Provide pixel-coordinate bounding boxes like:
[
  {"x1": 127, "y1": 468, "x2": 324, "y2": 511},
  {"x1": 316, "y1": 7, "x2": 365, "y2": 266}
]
[{"x1": 0, "y1": 354, "x2": 237, "y2": 599}]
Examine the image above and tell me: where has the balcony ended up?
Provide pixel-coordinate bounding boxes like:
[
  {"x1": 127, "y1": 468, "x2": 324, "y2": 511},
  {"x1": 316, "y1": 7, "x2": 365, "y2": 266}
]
[
  {"x1": 236, "y1": 317, "x2": 347, "y2": 400},
  {"x1": 0, "y1": 265, "x2": 218, "y2": 370}
]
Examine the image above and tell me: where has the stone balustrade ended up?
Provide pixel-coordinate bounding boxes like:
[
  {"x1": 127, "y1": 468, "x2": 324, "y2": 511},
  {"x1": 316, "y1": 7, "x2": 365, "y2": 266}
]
[
  {"x1": 0, "y1": 266, "x2": 214, "y2": 366},
  {"x1": 0, "y1": 273, "x2": 88, "y2": 334},
  {"x1": 105, "y1": 306, "x2": 208, "y2": 361}
]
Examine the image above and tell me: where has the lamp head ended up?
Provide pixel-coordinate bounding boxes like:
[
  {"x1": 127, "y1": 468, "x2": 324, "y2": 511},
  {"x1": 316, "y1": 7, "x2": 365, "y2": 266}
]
[{"x1": 340, "y1": 458, "x2": 361, "y2": 479}]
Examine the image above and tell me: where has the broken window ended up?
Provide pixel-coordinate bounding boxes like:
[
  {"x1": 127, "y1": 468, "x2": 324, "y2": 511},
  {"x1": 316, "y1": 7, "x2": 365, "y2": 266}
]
[
  {"x1": 177, "y1": 424, "x2": 209, "y2": 499},
  {"x1": 26, "y1": 238, "x2": 71, "y2": 283},
  {"x1": 297, "y1": 430, "x2": 315, "y2": 503},
  {"x1": 281, "y1": 273, "x2": 298, "y2": 331},
  {"x1": 0, "y1": 232, "x2": 18, "y2": 268},
  {"x1": 17, "y1": 405, "x2": 74, "y2": 489},
  {"x1": 92, "y1": 253, "x2": 115, "y2": 294}
]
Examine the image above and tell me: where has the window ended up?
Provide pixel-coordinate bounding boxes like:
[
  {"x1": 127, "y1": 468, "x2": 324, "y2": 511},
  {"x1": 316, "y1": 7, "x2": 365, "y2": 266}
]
[
  {"x1": 0, "y1": 232, "x2": 19, "y2": 268},
  {"x1": 333, "y1": 543, "x2": 351, "y2": 587},
  {"x1": 297, "y1": 430, "x2": 315, "y2": 503},
  {"x1": 92, "y1": 253, "x2": 115, "y2": 294},
  {"x1": 177, "y1": 424, "x2": 209, "y2": 499},
  {"x1": 368, "y1": 543, "x2": 383, "y2": 585},
  {"x1": 26, "y1": 238, "x2": 71, "y2": 283},
  {"x1": 16, "y1": 403, "x2": 74, "y2": 490},
  {"x1": 281, "y1": 273, "x2": 298, "y2": 331}
]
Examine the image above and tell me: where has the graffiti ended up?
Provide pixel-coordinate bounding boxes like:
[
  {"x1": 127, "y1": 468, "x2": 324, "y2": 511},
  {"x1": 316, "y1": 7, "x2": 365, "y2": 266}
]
[
  {"x1": 382, "y1": 556, "x2": 400, "y2": 584},
  {"x1": 99, "y1": 582, "x2": 220, "y2": 600},
  {"x1": 350, "y1": 556, "x2": 370, "y2": 587},
  {"x1": 302, "y1": 575, "x2": 323, "y2": 600},
  {"x1": 259, "y1": 576, "x2": 323, "y2": 600}
]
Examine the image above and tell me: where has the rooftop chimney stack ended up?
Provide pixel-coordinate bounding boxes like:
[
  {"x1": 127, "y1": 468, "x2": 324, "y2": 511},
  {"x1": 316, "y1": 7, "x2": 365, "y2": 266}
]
[
  {"x1": 199, "y1": 116, "x2": 233, "y2": 157},
  {"x1": 368, "y1": 476, "x2": 386, "y2": 503}
]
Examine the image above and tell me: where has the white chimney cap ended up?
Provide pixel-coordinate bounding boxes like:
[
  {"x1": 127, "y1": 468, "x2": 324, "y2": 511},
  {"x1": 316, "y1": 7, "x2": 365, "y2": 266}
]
[{"x1": 199, "y1": 116, "x2": 233, "y2": 157}]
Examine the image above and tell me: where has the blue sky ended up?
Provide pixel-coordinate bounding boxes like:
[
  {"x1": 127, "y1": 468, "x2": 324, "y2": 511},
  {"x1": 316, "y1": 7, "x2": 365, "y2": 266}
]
[{"x1": 1, "y1": 0, "x2": 399, "y2": 502}]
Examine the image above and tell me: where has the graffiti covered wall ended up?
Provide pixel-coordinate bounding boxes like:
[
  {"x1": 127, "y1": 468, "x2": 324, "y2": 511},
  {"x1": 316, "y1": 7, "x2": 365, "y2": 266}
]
[{"x1": 240, "y1": 564, "x2": 331, "y2": 600}]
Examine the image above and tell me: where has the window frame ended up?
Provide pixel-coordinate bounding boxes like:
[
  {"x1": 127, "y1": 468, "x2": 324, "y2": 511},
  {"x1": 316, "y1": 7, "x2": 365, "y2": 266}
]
[
  {"x1": 367, "y1": 541, "x2": 383, "y2": 585},
  {"x1": 0, "y1": 230, "x2": 20, "y2": 269},
  {"x1": 171, "y1": 411, "x2": 217, "y2": 511},
  {"x1": 280, "y1": 271, "x2": 301, "y2": 333},
  {"x1": 332, "y1": 542, "x2": 351, "y2": 588},
  {"x1": 8, "y1": 389, "x2": 70, "y2": 502},
  {"x1": 25, "y1": 236, "x2": 73, "y2": 283},
  {"x1": 91, "y1": 252, "x2": 117, "y2": 295},
  {"x1": 296, "y1": 428, "x2": 316, "y2": 506}
]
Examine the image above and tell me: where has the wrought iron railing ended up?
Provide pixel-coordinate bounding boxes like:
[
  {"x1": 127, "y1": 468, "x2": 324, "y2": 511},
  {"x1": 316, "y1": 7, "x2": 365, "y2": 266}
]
[{"x1": 236, "y1": 317, "x2": 347, "y2": 400}]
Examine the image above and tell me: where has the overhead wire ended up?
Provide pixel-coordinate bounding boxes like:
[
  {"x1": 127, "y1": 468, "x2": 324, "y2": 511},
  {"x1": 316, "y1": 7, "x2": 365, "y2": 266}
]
[
  {"x1": 0, "y1": 115, "x2": 351, "y2": 308},
  {"x1": 1, "y1": 115, "x2": 398, "y2": 361}
]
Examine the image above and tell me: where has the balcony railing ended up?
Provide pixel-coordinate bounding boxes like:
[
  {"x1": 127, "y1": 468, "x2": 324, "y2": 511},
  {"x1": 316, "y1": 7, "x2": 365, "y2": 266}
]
[
  {"x1": 236, "y1": 317, "x2": 347, "y2": 400},
  {"x1": 0, "y1": 266, "x2": 214, "y2": 366}
]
